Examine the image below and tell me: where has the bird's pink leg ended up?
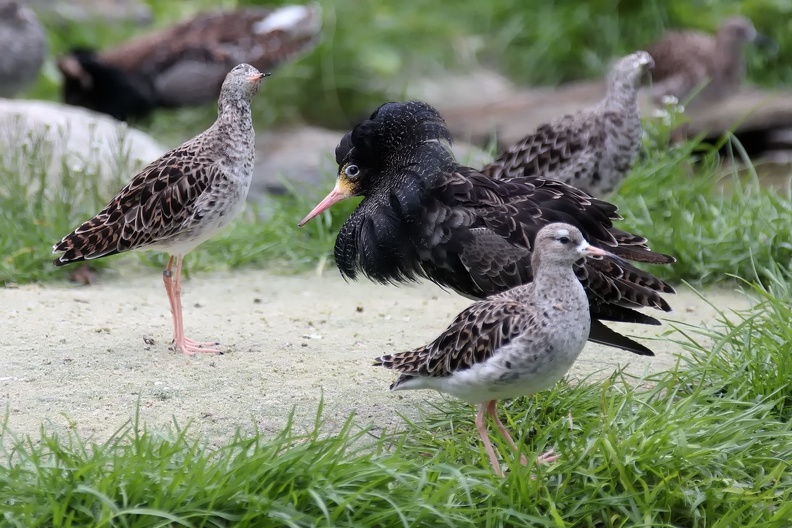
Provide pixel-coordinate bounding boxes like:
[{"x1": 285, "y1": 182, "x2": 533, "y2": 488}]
[
  {"x1": 487, "y1": 400, "x2": 558, "y2": 466},
  {"x1": 476, "y1": 402, "x2": 504, "y2": 477},
  {"x1": 162, "y1": 256, "x2": 181, "y2": 342},
  {"x1": 170, "y1": 255, "x2": 221, "y2": 354}
]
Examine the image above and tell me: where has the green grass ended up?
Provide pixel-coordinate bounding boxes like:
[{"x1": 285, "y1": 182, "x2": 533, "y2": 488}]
[
  {"x1": 615, "y1": 140, "x2": 792, "y2": 286},
  {"x1": 2, "y1": 272, "x2": 791, "y2": 526}
]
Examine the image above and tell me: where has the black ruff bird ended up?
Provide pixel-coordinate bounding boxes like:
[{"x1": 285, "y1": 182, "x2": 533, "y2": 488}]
[{"x1": 298, "y1": 101, "x2": 676, "y2": 356}]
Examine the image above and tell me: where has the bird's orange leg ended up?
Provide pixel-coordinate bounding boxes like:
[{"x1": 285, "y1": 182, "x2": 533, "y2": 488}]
[
  {"x1": 167, "y1": 255, "x2": 221, "y2": 354},
  {"x1": 487, "y1": 400, "x2": 559, "y2": 467},
  {"x1": 475, "y1": 402, "x2": 504, "y2": 477}
]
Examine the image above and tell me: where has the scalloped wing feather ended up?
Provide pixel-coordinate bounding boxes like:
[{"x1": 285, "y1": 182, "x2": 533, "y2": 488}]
[
  {"x1": 52, "y1": 146, "x2": 218, "y2": 265},
  {"x1": 374, "y1": 295, "x2": 535, "y2": 387}
]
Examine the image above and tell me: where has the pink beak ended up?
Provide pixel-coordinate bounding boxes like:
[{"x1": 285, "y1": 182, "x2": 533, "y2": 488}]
[
  {"x1": 585, "y1": 245, "x2": 611, "y2": 258},
  {"x1": 583, "y1": 244, "x2": 621, "y2": 261},
  {"x1": 249, "y1": 72, "x2": 271, "y2": 82},
  {"x1": 297, "y1": 183, "x2": 351, "y2": 227}
]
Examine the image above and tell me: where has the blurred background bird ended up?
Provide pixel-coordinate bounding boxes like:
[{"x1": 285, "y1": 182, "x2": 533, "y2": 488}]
[
  {"x1": 646, "y1": 16, "x2": 777, "y2": 113},
  {"x1": 56, "y1": 3, "x2": 321, "y2": 121},
  {"x1": 0, "y1": 0, "x2": 47, "y2": 99}
]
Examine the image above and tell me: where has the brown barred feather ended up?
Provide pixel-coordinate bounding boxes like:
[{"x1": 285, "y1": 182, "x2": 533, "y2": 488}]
[{"x1": 481, "y1": 52, "x2": 654, "y2": 197}]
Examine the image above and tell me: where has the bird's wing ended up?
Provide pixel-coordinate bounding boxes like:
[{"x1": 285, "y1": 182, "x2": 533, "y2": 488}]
[
  {"x1": 99, "y1": 7, "x2": 320, "y2": 106},
  {"x1": 481, "y1": 113, "x2": 603, "y2": 182},
  {"x1": 53, "y1": 140, "x2": 221, "y2": 264},
  {"x1": 418, "y1": 168, "x2": 675, "y2": 309},
  {"x1": 375, "y1": 294, "x2": 535, "y2": 382},
  {"x1": 647, "y1": 30, "x2": 714, "y2": 101}
]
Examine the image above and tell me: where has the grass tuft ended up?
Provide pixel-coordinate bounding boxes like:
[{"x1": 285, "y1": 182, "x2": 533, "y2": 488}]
[{"x1": 614, "y1": 111, "x2": 792, "y2": 286}]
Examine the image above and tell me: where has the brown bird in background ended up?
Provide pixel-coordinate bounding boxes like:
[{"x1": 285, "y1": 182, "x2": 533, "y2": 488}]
[
  {"x1": 481, "y1": 51, "x2": 654, "y2": 197},
  {"x1": 57, "y1": 4, "x2": 321, "y2": 121},
  {"x1": 646, "y1": 16, "x2": 776, "y2": 112}
]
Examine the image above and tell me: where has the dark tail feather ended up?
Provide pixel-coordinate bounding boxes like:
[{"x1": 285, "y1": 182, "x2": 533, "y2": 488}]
[
  {"x1": 591, "y1": 304, "x2": 662, "y2": 326},
  {"x1": 589, "y1": 319, "x2": 655, "y2": 356}
]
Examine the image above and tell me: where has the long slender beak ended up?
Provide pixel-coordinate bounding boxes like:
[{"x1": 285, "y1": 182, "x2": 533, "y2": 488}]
[
  {"x1": 585, "y1": 245, "x2": 612, "y2": 258},
  {"x1": 250, "y1": 72, "x2": 271, "y2": 82},
  {"x1": 581, "y1": 243, "x2": 622, "y2": 262},
  {"x1": 753, "y1": 33, "x2": 779, "y2": 53},
  {"x1": 579, "y1": 241, "x2": 632, "y2": 266},
  {"x1": 297, "y1": 182, "x2": 351, "y2": 227}
]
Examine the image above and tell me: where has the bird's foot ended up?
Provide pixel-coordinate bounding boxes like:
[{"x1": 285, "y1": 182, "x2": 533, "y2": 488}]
[
  {"x1": 517, "y1": 449, "x2": 558, "y2": 468},
  {"x1": 535, "y1": 449, "x2": 558, "y2": 465},
  {"x1": 172, "y1": 336, "x2": 222, "y2": 355}
]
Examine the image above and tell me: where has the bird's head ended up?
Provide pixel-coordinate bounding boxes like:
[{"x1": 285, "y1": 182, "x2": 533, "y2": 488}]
[
  {"x1": 221, "y1": 63, "x2": 270, "y2": 103},
  {"x1": 607, "y1": 50, "x2": 654, "y2": 90},
  {"x1": 718, "y1": 16, "x2": 777, "y2": 52},
  {"x1": 298, "y1": 100, "x2": 454, "y2": 227},
  {"x1": 532, "y1": 223, "x2": 615, "y2": 270}
]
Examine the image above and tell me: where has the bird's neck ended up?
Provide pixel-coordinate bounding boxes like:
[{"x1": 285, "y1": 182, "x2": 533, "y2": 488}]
[
  {"x1": 531, "y1": 261, "x2": 586, "y2": 309},
  {"x1": 217, "y1": 97, "x2": 253, "y2": 126},
  {"x1": 213, "y1": 99, "x2": 255, "y2": 153},
  {"x1": 603, "y1": 79, "x2": 639, "y2": 114},
  {"x1": 713, "y1": 39, "x2": 745, "y2": 79}
]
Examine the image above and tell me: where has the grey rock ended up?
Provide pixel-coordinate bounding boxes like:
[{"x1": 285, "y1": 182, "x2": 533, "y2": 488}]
[
  {"x1": 0, "y1": 99, "x2": 166, "y2": 189},
  {"x1": 0, "y1": 1, "x2": 47, "y2": 98},
  {"x1": 26, "y1": 0, "x2": 152, "y2": 24}
]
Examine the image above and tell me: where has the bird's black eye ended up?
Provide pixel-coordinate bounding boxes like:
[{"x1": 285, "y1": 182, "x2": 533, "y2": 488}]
[
  {"x1": 344, "y1": 164, "x2": 360, "y2": 179},
  {"x1": 558, "y1": 236, "x2": 570, "y2": 244}
]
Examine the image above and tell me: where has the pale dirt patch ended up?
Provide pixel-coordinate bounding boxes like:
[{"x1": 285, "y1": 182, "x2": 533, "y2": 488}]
[{"x1": 1, "y1": 269, "x2": 751, "y2": 445}]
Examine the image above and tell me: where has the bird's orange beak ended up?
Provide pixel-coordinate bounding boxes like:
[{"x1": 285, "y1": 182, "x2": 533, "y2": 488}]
[
  {"x1": 250, "y1": 72, "x2": 271, "y2": 82},
  {"x1": 584, "y1": 245, "x2": 616, "y2": 259},
  {"x1": 298, "y1": 182, "x2": 352, "y2": 227}
]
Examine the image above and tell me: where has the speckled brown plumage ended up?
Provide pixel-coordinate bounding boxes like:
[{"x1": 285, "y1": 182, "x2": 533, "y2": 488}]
[
  {"x1": 299, "y1": 100, "x2": 676, "y2": 357},
  {"x1": 57, "y1": 4, "x2": 320, "y2": 120},
  {"x1": 53, "y1": 64, "x2": 268, "y2": 355},
  {"x1": 646, "y1": 16, "x2": 774, "y2": 111},
  {"x1": 375, "y1": 223, "x2": 608, "y2": 476},
  {"x1": 481, "y1": 51, "x2": 654, "y2": 197}
]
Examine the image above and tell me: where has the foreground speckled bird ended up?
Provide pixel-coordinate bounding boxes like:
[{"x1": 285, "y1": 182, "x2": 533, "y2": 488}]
[
  {"x1": 298, "y1": 100, "x2": 675, "y2": 356},
  {"x1": 57, "y1": 4, "x2": 319, "y2": 121},
  {"x1": 481, "y1": 51, "x2": 654, "y2": 197},
  {"x1": 646, "y1": 16, "x2": 775, "y2": 112},
  {"x1": 0, "y1": 0, "x2": 47, "y2": 98},
  {"x1": 375, "y1": 223, "x2": 608, "y2": 476},
  {"x1": 53, "y1": 64, "x2": 268, "y2": 355}
]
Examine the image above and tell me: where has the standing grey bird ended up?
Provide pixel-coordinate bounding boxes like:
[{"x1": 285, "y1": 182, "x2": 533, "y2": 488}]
[
  {"x1": 480, "y1": 51, "x2": 654, "y2": 197},
  {"x1": 0, "y1": 0, "x2": 47, "y2": 98},
  {"x1": 53, "y1": 64, "x2": 269, "y2": 355},
  {"x1": 375, "y1": 223, "x2": 612, "y2": 476},
  {"x1": 646, "y1": 16, "x2": 776, "y2": 112},
  {"x1": 299, "y1": 100, "x2": 675, "y2": 357}
]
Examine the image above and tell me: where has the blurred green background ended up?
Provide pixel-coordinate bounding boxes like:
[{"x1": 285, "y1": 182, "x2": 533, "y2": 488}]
[{"x1": 26, "y1": 0, "x2": 791, "y2": 143}]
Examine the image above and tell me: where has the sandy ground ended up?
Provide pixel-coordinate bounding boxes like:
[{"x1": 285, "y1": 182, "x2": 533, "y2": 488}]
[{"x1": 1, "y1": 269, "x2": 752, "y2": 445}]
